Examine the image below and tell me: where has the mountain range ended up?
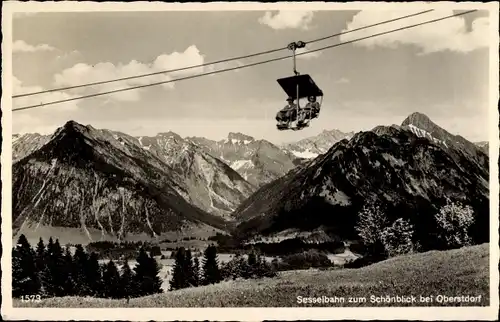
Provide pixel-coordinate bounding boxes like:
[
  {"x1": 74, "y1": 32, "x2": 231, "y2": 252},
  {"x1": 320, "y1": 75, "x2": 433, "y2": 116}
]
[
  {"x1": 187, "y1": 132, "x2": 298, "y2": 187},
  {"x1": 13, "y1": 129, "x2": 354, "y2": 189},
  {"x1": 234, "y1": 113, "x2": 489, "y2": 250},
  {"x1": 12, "y1": 121, "x2": 250, "y2": 241},
  {"x1": 282, "y1": 129, "x2": 355, "y2": 158},
  {"x1": 12, "y1": 113, "x2": 489, "y2": 247},
  {"x1": 131, "y1": 131, "x2": 254, "y2": 219}
]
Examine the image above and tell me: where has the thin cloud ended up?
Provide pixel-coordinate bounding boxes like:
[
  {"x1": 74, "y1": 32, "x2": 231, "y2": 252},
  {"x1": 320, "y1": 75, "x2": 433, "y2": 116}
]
[
  {"x1": 53, "y1": 45, "x2": 209, "y2": 102},
  {"x1": 13, "y1": 76, "x2": 79, "y2": 112},
  {"x1": 13, "y1": 40, "x2": 55, "y2": 53},
  {"x1": 55, "y1": 50, "x2": 81, "y2": 60},
  {"x1": 12, "y1": 76, "x2": 80, "y2": 135},
  {"x1": 339, "y1": 10, "x2": 489, "y2": 54},
  {"x1": 258, "y1": 11, "x2": 314, "y2": 30}
]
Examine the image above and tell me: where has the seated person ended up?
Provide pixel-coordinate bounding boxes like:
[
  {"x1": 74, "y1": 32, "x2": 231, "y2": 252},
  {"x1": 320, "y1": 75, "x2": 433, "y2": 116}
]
[
  {"x1": 297, "y1": 96, "x2": 321, "y2": 124},
  {"x1": 305, "y1": 96, "x2": 321, "y2": 118},
  {"x1": 276, "y1": 97, "x2": 298, "y2": 124}
]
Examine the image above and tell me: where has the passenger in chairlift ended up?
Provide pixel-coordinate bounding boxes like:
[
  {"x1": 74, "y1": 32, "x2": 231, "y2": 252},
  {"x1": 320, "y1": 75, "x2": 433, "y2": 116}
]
[
  {"x1": 276, "y1": 97, "x2": 298, "y2": 124},
  {"x1": 297, "y1": 96, "x2": 321, "y2": 124},
  {"x1": 306, "y1": 96, "x2": 321, "y2": 116}
]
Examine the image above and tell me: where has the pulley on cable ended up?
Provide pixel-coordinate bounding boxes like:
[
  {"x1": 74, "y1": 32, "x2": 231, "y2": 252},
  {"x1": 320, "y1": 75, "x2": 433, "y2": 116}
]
[{"x1": 275, "y1": 41, "x2": 324, "y2": 131}]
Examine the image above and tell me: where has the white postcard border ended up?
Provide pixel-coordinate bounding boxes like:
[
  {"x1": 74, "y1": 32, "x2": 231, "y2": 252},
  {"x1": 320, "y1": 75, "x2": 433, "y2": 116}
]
[{"x1": 2, "y1": 1, "x2": 499, "y2": 320}]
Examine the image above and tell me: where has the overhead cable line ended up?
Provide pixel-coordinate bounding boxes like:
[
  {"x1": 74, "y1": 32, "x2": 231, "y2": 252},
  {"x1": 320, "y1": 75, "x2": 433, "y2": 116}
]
[
  {"x1": 304, "y1": 9, "x2": 435, "y2": 45},
  {"x1": 12, "y1": 9, "x2": 434, "y2": 99},
  {"x1": 13, "y1": 9, "x2": 477, "y2": 113}
]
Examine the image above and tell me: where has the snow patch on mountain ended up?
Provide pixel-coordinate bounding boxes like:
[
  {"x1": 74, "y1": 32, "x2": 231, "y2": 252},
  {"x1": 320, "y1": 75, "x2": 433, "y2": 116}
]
[
  {"x1": 283, "y1": 129, "x2": 354, "y2": 158},
  {"x1": 189, "y1": 133, "x2": 297, "y2": 187},
  {"x1": 407, "y1": 124, "x2": 448, "y2": 147},
  {"x1": 229, "y1": 139, "x2": 252, "y2": 145},
  {"x1": 290, "y1": 149, "x2": 319, "y2": 159},
  {"x1": 231, "y1": 160, "x2": 254, "y2": 171}
]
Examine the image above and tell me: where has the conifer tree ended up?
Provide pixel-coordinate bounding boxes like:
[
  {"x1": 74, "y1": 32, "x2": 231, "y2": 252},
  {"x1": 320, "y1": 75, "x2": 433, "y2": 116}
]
[
  {"x1": 45, "y1": 239, "x2": 66, "y2": 297},
  {"x1": 192, "y1": 257, "x2": 200, "y2": 287},
  {"x1": 62, "y1": 247, "x2": 76, "y2": 296},
  {"x1": 34, "y1": 237, "x2": 48, "y2": 295},
  {"x1": 86, "y1": 252, "x2": 103, "y2": 298},
  {"x1": 12, "y1": 234, "x2": 40, "y2": 298},
  {"x1": 134, "y1": 247, "x2": 162, "y2": 296},
  {"x1": 202, "y1": 245, "x2": 222, "y2": 285},
  {"x1": 72, "y1": 244, "x2": 90, "y2": 296},
  {"x1": 169, "y1": 247, "x2": 188, "y2": 290},
  {"x1": 45, "y1": 237, "x2": 54, "y2": 266},
  {"x1": 102, "y1": 260, "x2": 122, "y2": 299},
  {"x1": 185, "y1": 249, "x2": 196, "y2": 287},
  {"x1": 40, "y1": 237, "x2": 54, "y2": 296},
  {"x1": 35, "y1": 238, "x2": 46, "y2": 272},
  {"x1": 120, "y1": 260, "x2": 135, "y2": 299},
  {"x1": 46, "y1": 237, "x2": 54, "y2": 253}
]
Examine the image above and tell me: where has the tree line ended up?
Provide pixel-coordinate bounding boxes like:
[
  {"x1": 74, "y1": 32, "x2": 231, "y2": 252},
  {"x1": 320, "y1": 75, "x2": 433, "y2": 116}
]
[
  {"x1": 12, "y1": 235, "x2": 162, "y2": 299},
  {"x1": 13, "y1": 235, "x2": 277, "y2": 300},
  {"x1": 85, "y1": 240, "x2": 162, "y2": 260},
  {"x1": 169, "y1": 245, "x2": 220, "y2": 290},
  {"x1": 169, "y1": 245, "x2": 278, "y2": 291}
]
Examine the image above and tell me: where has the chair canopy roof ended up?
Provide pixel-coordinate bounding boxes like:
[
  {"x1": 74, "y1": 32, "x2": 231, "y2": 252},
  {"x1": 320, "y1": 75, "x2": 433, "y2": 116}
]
[{"x1": 277, "y1": 74, "x2": 323, "y2": 99}]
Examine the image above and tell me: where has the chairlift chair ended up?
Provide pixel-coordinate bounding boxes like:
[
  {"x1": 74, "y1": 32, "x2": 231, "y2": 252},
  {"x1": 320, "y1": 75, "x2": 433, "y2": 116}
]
[{"x1": 276, "y1": 41, "x2": 324, "y2": 131}]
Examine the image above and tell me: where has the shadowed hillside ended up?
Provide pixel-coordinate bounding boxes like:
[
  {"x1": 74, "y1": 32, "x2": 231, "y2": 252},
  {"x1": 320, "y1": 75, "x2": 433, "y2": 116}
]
[
  {"x1": 13, "y1": 121, "x2": 230, "y2": 240},
  {"x1": 233, "y1": 114, "x2": 489, "y2": 252}
]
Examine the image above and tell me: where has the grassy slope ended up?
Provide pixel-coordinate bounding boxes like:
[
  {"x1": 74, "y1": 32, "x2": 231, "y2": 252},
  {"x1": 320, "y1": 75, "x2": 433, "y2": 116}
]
[{"x1": 16, "y1": 244, "x2": 490, "y2": 307}]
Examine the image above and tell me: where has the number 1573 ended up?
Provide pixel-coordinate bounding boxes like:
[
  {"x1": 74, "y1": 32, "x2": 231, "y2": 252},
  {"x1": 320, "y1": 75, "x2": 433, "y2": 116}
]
[{"x1": 20, "y1": 295, "x2": 42, "y2": 302}]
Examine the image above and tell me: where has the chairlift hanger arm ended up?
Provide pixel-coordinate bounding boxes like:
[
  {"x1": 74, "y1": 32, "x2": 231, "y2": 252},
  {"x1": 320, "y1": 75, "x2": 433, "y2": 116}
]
[{"x1": 287, "y1": 41, "x2": 307, "y2": 76}]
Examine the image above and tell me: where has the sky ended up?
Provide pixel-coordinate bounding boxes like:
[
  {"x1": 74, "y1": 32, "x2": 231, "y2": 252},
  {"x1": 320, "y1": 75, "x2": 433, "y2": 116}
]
[{"x1": 10, "y1": 7, "x2": 492, "y2": 144}]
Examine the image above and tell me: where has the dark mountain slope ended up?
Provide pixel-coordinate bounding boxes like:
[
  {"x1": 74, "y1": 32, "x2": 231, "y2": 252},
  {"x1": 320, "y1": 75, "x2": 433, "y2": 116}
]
[
  {"x1": 13, "y1": 121, "x2": 228, "y2": 240},
  {"x1": 234, "y1": 124, "x2": 489, "y2": 250},
  {"x1": 13, "y1": 125, "x2": 255, "y2": 220}
]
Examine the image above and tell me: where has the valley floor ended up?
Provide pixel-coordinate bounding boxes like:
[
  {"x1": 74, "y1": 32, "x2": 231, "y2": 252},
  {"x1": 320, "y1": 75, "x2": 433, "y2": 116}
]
[{"x1": 15, "y1": 243, "x2": 490, "y2": 307}]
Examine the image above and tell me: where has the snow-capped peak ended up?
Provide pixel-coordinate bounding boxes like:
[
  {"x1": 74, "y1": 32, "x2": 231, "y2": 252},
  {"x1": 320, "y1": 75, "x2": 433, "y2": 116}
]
[
  {"x1": 406, "y1": 124, "x2": 448, "y2": 148},
  {"x1": 227, "y1": 132, "x2": 254, "y2": 144}
]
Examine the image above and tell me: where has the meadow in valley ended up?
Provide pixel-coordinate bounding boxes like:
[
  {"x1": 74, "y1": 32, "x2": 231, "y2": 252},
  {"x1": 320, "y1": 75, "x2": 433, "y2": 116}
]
[{"x1": 14, "y1": 243, "x2": 489, "y2": 307}]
